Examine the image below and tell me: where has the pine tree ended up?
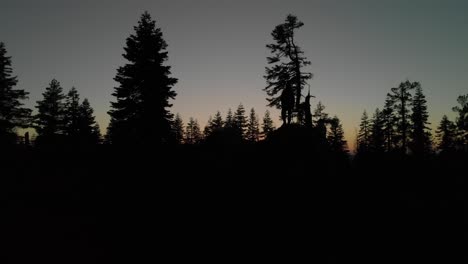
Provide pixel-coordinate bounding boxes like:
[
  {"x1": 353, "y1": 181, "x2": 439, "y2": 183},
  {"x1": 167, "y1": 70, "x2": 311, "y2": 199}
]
[
  {"x1": 234, "y1": 104, "x2": 247, "y2": 140},
  {"x1": 452, "y1": 94, "x2": 468, "y2": 149},
  {"x1": 185, "y1": 117, "x2": 202, "y2": 144},
  {"x1": 63, "y1": 87, "x2": 81, "y2": 141},
  {"x1": 172, "y1": 113, "x2": 184, "y2": 144},
  {"x1": 107, "y1": 12, "x2": 177, "y2": 145},
  {"x1": 264, "y1": 15, "x2": 312, "y2": 111},
  {"x1": 78, "y1": 99, "x2": 101, "y2": 145},
  {"x1": 435, "y1": 115, "x2": 456, "y2": 153},
  {"x1": 203, "y1": 116, "x2": 213, "y2": 138},
  {"x1": 382, "y1": 95, "x2": 396, "y2": 152},
  {"x1": 313, "y1": 101, "x2": 329, "y2": 139},
  {"x1": 224, "y1": 108, "x2": 234, "y2": 129},
  {"x1": 0, "y1": 42, "x2": 31, "y2": 144},
  {"x1": 327, "y1": 116, "x2": 348, "y2": 153},
  {"x1": 246, "y1": 108, "x2": 260, "y2": 142},
  {"x1": 387, "y1": 80, "x2": 417, "y2": 153},
  {"x1": 357, "y1": 110, "x2": 371, "y2": 153},
  {"x1": 262, "y1": 110, "x2": 275, "y2": 138},
  {"x1": 410, "y1": 84, "x2": 431, "y2": 155},
  {"x1": 35, "y1": 79, "x2": 66, "y2": 144},
  {"x1": 211, "y1": 111, "x2": 224, "y2": 131},
  {"x1": 312, "y1": 101, "x2": 328, "y2": 124},
  {"x1": 370, "y1": 108, "x2": 385, "y2": 153}
]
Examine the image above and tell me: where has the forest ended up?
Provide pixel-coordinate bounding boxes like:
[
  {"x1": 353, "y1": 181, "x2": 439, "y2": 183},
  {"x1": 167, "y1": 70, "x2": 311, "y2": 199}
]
[{"x1": 1, "y1": 12, "x2": 466, "y2": 263}]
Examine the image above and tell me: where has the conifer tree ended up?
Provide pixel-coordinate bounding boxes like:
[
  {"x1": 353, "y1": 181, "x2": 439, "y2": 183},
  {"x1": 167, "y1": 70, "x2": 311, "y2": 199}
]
[
  {"x1": 264, "y1": 15, "x2": 312, "y2": 112},
  {"x1": 387, "y1": 80, "x2": 418, "y2": 153},
  {"x1": 107, "y1": 12, "x2": 177, "y2": 145},
  {"x1": 203, "y1": 116, "x2": 213, "y2": 138},
  {"x1": 78, "y1": 98, "x2": 101, "y2": 145},
  {"x1": 370, "y1": 108, "x2": 385, "y2": 153},
  {"x1": 234, "y1": 104, "x2": 247, "y2": 140},
  {"x1": 173, "y1": 113, "x2": 184, "y2": 144},
  {"x1": 185, "y1": 117, "x2": 202, "y2": 144},
  {"x1": 246, "y1": 108, "x2": 260, "y2": 142},
  {"x1": 410, "y1": 84, "x2": 431, "y2": 155},
  {"x1": 452, "y1": 94, "x2": 468, "y2": 148},
  {"x1": 35, "y1": 79, "x2": 66, "y2": 144},
  {"x1": 225, "y1": 108, "x2": 234, "y2": 129},
  {"x1": 382, "y1": 96, "x2": 396, "y2": 152},
  {"x1": 327, "y1": 116, "x2": 348, "y2": 153},
  {"x1": 64, "y1": 87, "x2": 81, "y2": 141},
  {"x1": 435, "y1": 115, "x2": 456, "y2": 153},
  {"x1": 211, "y1": 111, "x2": 224, "y2": 131},
  {"x1": 0, "y1": 42, "x2": 31, "y2": 144},
  {"x1": 262, "y1": 110, "x2": 275, "y2": 138},
  {"x1": 357, "y1": 110, "x2": 371, "y2": 153}
]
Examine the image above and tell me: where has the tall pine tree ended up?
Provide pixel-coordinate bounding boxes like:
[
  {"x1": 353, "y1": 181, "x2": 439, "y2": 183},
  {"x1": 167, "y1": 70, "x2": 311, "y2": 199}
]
[
  {"x1": 370, "y1": 108, "x2": 385, "y2": 153},
  {"x1": 452, "y1": 94, "x2": 468, "y2": 149},
  {"x1": 35, "y1": 79, "x2": 66, "y2": 144},
  {"x1": 357, "y1": 110, "x2": 371, "y2": 153},
  {"x1": 327, "y1": 116, "x2": 348, "y2": 153},
  {"x1": 262, "y1": 110, "x2": 275, "y2": 139},
  {"x1": 203, "y1": 116, "x2": 213, "y2": 138},
  {"x1": 234, "y1": 104, "x2": 247, "y2": 140},
  {"x1": 64, "y1": 87, "x2": 81, "y2": 141},
  {"x1": 78, "y1": 99, "x2": 101, "y2": 145},
  {"x1": 382, "y1": 95, "x2": 396, "y2": 152},
  {"x1": 107, "y1": 12, "x2": 177, "y2": 145},
  {"x1": 185, "y1": 117, "x2": 202, "y2": 144},
  {"x1": 264, "y1": 15, "x2": 312, "y2": 113},
  {"x1": 387, "y1": 80, "x2": 417, "y2": 153},
  {"x1": 211, "y1": 111, "x2": 224, "y2": 131},
  {"x1": 224, "y1": 108, "x2": 234, "y2": 129},
  {"x1": 435, "y1": 115, "x2": 456, "y2": 153},
  {"x1": 410, "y1": 84, "x2": 431, "y2": 155},
  {"x1": 246, "y1": 108, "x2": 260, "y2": 142},
  {"x1": 172, "y1": 113, "x2": 184, "y2": 144},
  {"x1": 0, "y1": 42, "x2": 31, "y2": 144}
]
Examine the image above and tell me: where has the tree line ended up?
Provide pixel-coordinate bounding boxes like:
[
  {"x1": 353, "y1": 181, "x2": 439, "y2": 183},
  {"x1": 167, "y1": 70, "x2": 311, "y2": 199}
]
[
  {"x1": 1, "y1": 12, "x2": 467, "y2": 155},
  {"x1": 356, "y1": 80, "x2": 467, "y2": 156}
]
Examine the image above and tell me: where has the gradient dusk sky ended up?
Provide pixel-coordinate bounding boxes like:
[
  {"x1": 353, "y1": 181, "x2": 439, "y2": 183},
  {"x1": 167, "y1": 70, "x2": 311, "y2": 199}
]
[{"x1": 1, "y1": 0, "x2": 467, "y2": 148}]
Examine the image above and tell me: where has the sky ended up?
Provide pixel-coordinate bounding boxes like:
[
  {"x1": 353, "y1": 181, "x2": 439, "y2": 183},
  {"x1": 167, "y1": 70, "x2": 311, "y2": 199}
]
[{"x1": 1, "y1": 0, "x2": 467, "y2": 149}]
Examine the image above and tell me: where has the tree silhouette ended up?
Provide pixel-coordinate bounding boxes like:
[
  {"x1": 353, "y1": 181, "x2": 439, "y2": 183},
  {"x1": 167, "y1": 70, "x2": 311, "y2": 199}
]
[
  {"x1": 313, "y1": 101, "x2": 329, "y2": 140},
  {"x1": 224, "y1": 108, "x2": 234, "y2": 129},
  {"x1": 107, "y1": 12, "x2": 177, "y2": 145},
  {"x1": 246, "y1": 108, "x2": 260, "y2": 142},
  {"x1": 35, "y1": 79, "x2": 66, "y2": 144},
  {"x1": 261, "y1": 110, "x2": 275, "y2": 139},
  {"x1": 452, "y1": 94, "x2": 468, "y2": 149},
  {"x1": 370, "y1": 108, "x2": 385, "y2": 153},
  {"x1": 387, "y1": 80, "x2": 417, "y2": 153},
  {"x1": 203, "y1": 116, "x2": 213, "y2": 138},
  {"x1": 312, "y1": 101, "x2": 328, "y2": 124},
  {"x1": 435, "y1": 115, "x2": 456, "y2": 153},
  {"x1": 264, "y1": 14, "x2": 312, "y2": 117},
  {"x1": 78, "y1": 99, "x2": 101, "y2": 145},
  {"x1": 63, "y1": 88, "x2": 100, "y2": 145},
  {"x1": 327, "y1": 116, "x2": 348, "y2": 153},
  {"x1": 410, "y1": 84, "x2": 431, "y2": 155},
  {"x1": 234, "y1": 104, "x2": 247, "y2": 140},
  {"x1": 382, "y1": 96, "x2": 396, "y2": 152},
  {"x1": 357, "y1": 110, "x2": 371, "y2": 153},
  {"x1": 173, "y1": 113, "x2": 184, "y2": 144},
  {"x1": 63, "y1": 87, "x2": 81, "y2": 142},
  {"x1": 185, "y1": 117, "x2": 202, "y2": 144},
  {"x1": 0, "y1": 42, "x2": 31, "y2": 145},
  {"x1": 211, "y1": 111, "x2": 224, "y2": 131}
]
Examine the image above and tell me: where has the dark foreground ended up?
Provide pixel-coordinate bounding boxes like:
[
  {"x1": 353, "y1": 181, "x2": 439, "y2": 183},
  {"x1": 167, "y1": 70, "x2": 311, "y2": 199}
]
[{"x1": 1, "y1": 145, "x2": 466, "y2": 263}]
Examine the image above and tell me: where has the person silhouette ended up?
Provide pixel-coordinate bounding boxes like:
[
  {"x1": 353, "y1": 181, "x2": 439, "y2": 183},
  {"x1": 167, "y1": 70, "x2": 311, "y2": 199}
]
[{"x1": 280, "y1": 82, "x2": 294, "y2": 125}]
